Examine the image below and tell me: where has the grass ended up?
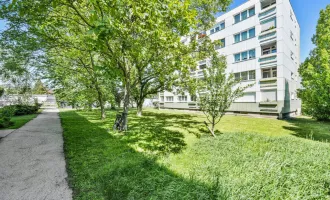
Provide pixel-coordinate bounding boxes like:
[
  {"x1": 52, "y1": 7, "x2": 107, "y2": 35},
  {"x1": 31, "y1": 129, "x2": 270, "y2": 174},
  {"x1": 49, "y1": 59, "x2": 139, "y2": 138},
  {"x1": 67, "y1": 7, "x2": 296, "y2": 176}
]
[
  {"x1": 0, "y1": 114, "x2": 38, "y2": 130},
  {"x1": 60, "y1": 108, "x2": 330, "y2": 199}
]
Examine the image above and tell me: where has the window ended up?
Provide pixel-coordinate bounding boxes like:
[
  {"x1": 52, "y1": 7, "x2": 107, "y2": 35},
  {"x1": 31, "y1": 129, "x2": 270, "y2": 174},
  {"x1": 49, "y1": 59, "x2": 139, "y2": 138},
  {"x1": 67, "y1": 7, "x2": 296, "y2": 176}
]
[
  {"x1": 234, "y1": 27, "x2": 255, "y2": 43},
  {"x1": 262, "y1": 67, "x2": 277, "y2": 79},
  {"x1": 249, "y1": 28, "x2": 255, "y2": 38},
  {"x1": 290, "y1": 31, "x2": 294, "y2": 40},
  {"x1": 249, "y1": 70, "x2": 255, "y2": 80},
  {"x1": 262, "y1": 45, "x2": 277, "y2": 55},
  {"x1": 160, "y1": 96, "x2": 164, "y2": 102},
  {"x1": 191, "y1": 95, "x2": 197, "y2": 102},
  {"x1": 235, "y1": 73, "x2": 240, "y2": 81},
  {"x1": 241, "y1": 31, "x2": 248, "y2": 40},
  {"x1": 241, "y1": 71, "x2": 248, "y2": 80},
  {"x1": 178, "y1": 96, "x2": 187, "y2": 102},
  {"x1": 234, "y1": 34, "x2": 240, "y2": 43},
  {"x1": 249, "y1": 49, "x2": 256, "y2": 59},
  {"x1": 234, "y1": 14, "x2": 240, "y2": 23},
  {"x1": 210, "y1": 21, "x2": 225, "y2": 34},
  {"x1": 235, "y1": 70, "x2": 256, "y2": 81},
  {"x1": 166, "y1": 96, "x2": 173, "y2": 102},
  {"x1": 215, "y1": 38, "x2": 225, "y2": 49},
  {"x1": 249, "y1": 7, "x2": 255, "y2": 16},
  {"x1": 291, "y1": 51, "x2": 294, "y2": 60},
  {"x1": 242, "y1": 51, "x2": 248, "y2": 60},
  {"x1": 234, "y1": 49, "x2": 256, "y2": 62},
  {"x1": 234, "y1": 53, "x2": 240, "y2": 62},
  {"x1": 234, "y1": 7, "x2": 255, "y2": 23},
  {"x1": 241, "y1": 10, "x2": 248, "y2": 20}
]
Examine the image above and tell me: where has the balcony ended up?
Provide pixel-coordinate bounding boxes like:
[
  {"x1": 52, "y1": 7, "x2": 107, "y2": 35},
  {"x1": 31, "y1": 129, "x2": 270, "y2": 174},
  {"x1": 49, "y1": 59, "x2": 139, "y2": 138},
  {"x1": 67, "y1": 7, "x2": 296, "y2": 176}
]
[
  {"x1": 259, "y1": 30, "x2": 276, "y2": 43},
  {"x1": 261, "y1": 0, "x2": 276, "y2": 10},
  {"x1": 259, "y1": 6, "x2": 276, "y2": 19}
]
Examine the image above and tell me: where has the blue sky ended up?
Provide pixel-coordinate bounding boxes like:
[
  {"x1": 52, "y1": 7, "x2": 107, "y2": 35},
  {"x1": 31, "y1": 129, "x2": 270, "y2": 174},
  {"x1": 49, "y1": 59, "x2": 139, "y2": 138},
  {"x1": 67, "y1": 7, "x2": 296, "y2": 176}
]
[{"x1": 0, "y1": 0, "x2": 329, "y2": 63}]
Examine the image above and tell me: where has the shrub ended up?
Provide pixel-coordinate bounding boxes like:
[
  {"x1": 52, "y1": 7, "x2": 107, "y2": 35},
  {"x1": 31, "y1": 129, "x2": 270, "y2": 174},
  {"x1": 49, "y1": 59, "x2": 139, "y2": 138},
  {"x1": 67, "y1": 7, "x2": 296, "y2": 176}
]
[{"x1": 0, "y1": 106, "x2": 15, "y2": 128}]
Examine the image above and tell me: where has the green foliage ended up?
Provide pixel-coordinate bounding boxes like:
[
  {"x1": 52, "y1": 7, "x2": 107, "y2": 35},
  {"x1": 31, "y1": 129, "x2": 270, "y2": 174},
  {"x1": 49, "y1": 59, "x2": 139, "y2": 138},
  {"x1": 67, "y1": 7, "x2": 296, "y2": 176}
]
[
  {"x1": 32, "y1": 79, "x2": 47, "y2": 94},
  {"x1": 0, "y1": 106, "x2": 15, "y2": 128},
  {"x1": 0, "y1": 87, "x2": 4, "y2": 97},
  {"x1": 60, "y1": 109, "x2": 330, "y2": 199},
  {"x1": 298, "y1": 5, "x2": 330, "y2": 121},
  {"x1": 197, "y1": 53, "x2": 252, "y2": 134},
  {"x1": 4, "y1": 105, "x2": 39, "y2": 116}
]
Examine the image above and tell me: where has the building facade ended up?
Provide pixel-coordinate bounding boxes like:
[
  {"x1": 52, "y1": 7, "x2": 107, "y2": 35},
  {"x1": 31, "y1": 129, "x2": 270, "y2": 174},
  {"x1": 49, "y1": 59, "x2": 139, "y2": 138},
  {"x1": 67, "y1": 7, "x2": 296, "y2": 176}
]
[{"x1": 159, "y1": 0, "x2": 301, "y2": 118}]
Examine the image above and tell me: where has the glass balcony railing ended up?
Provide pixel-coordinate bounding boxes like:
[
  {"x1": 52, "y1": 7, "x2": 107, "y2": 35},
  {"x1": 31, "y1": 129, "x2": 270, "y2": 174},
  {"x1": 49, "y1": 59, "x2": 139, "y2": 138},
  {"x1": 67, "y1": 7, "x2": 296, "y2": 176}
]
[
  {"x1": 259, "y1": 7, "x2": 276, "y2": 18},
  {"x1": 259, "y1": 55, "x2": 277, "y2": 62}
]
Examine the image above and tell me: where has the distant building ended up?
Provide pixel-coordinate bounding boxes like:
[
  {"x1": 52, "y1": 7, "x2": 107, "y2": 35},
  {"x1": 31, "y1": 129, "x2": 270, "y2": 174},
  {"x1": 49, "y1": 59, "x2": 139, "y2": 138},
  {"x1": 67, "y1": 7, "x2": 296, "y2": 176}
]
[{"x1": 159, "y1": 0, "x2": 301, "y2": 118}]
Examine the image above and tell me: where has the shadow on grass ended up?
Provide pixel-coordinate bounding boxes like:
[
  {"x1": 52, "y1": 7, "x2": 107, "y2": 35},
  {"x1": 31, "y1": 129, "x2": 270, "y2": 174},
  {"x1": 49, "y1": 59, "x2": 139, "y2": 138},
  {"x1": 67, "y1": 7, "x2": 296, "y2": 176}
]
[
  {"x1": 283, "y1": 117, "x2": 330, "y2": 142},
  {"x1": 60, "y1": 110, "x2": 228, "y2": 199}
]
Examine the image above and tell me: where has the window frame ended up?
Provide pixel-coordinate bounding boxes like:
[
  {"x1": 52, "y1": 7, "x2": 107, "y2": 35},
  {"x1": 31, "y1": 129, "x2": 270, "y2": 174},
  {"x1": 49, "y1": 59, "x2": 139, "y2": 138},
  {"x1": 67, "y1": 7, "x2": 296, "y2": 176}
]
[
  {"x1": 233, "y1": 6, "x2": 256, "y2": 24},
  {"x1": 235, "y1": 70, "x2": 256, "y2": 81},
  {"x1": 233, "y1": 27, "x2": 256, "y2": 43},
  {"x1": 234, "y1": 48, "x2": 256, "y2": 63},
  {"x1": 262, "y1": 67, "x2": 277, "y2": 79},
  {"x1": 210, "y1": 21, "x2": 225, "y2": 34}
]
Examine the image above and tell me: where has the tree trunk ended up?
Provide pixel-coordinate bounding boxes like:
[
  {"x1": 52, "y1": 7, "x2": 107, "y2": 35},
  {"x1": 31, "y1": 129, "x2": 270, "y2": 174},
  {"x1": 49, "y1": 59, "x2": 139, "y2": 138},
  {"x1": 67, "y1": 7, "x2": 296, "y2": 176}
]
[
  {"x1": 204, "y1": 121, "x2": 216, "y2": 137},
  {"x1": 136, "y1": 100, "x2": 144, "y2": 117},
  {"x1": 122, "y1": 78, "x2": 130, "y2": 131},
  {"x1": 95, "y1": 84, "x2": 106, "y2": 120}
]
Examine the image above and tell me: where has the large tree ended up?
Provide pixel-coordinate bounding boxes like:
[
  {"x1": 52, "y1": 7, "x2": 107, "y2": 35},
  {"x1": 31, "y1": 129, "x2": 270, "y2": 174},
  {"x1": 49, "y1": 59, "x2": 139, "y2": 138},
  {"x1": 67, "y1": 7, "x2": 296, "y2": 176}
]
[
  {"x1": 0, "y1": 0, "x2": 232, "y2": 130},
  {"x1": 298, "y1": 5, "x2": 330, "y2": 121}
]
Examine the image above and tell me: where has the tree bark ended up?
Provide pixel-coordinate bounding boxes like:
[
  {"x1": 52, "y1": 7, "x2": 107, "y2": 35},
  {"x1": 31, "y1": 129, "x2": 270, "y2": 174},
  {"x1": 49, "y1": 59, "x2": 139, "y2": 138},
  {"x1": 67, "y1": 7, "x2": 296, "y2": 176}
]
[
  {"x1": 136, "y1": 100, "x2": 144, "y2": 117},
  {"x1": 95, "y1": 84, "x2": 106, "y2": 120},
  {"x1": 122, "y1": 77, "x2": 130, "y2": 131}
]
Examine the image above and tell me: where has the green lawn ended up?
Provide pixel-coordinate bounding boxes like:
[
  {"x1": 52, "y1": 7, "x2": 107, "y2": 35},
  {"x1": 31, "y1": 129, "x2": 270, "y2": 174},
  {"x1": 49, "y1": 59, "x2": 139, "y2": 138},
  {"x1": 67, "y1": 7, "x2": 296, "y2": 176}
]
[
  {"x1": 0, "y1": 114, "x2": 38, "y2": 130},
  {"x1": 60, "y1": 109, "x2": 330, "y2": 199}
]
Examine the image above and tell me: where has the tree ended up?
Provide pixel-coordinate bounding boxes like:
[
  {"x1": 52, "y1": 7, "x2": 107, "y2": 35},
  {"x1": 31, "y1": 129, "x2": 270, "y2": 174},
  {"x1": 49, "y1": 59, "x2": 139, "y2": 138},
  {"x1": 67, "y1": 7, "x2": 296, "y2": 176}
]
[
  {"x1": 0, "y1": 0, "x2": 233, "y2": 130},
  {"x1": 0, "y1": 87, "x2": 4, "y2": 97},
  {"x1": 298, "y1": 5, "x2": 330, "y2": 121},
  {"x1": 197, "y1": 53, "x2": 252, "y2": 137},
  {"x1": 32, "y1": 79, "x2": 47, "y2": 94}
]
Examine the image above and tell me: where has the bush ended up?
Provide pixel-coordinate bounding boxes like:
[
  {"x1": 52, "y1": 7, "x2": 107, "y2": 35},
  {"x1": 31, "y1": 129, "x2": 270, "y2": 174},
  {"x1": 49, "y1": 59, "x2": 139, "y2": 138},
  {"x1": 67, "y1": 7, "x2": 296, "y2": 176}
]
[
  {"x1": 12, "y1": 105, "x2": 39, "y2": 116},
  {"x1": 0, "y1": 106, "x2": 15, "y2": 128}
]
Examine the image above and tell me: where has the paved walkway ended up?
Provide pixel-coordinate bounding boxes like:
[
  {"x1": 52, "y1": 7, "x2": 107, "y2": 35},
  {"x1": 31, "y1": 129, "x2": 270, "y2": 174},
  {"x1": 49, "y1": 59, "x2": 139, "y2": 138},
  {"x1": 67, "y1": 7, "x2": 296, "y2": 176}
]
[{"x1": 0, "y1": 96, "x2": 72, "y2": 200}]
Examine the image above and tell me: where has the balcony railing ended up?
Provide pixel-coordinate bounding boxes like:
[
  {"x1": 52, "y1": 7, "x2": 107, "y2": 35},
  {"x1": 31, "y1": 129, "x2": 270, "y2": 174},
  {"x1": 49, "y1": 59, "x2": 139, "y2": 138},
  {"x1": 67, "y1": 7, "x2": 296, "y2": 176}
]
[
  {"x1": 259, "y1": 7, "x2": 276, "y2": 19},
  {"x1": 259, "y1": 55, "x2": 276, "y2": 63},
  {"x1": 259, "y1": 31, "x2": 276, "y2": 41}
]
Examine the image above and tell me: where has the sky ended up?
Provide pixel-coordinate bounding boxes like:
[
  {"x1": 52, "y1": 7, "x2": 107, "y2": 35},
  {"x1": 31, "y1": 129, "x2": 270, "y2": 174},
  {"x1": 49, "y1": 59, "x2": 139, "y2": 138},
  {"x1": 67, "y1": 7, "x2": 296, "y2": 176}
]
[{"x1": 0, "y1": 0, "x2": 329, "y2": 63}]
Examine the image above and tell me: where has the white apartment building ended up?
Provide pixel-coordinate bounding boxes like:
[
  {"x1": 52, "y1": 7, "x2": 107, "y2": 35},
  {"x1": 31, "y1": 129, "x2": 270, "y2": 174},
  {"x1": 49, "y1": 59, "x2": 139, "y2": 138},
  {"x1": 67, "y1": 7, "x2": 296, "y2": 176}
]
[{"x1": 159, "y1": 0, "x2": 301, "y2": 118}]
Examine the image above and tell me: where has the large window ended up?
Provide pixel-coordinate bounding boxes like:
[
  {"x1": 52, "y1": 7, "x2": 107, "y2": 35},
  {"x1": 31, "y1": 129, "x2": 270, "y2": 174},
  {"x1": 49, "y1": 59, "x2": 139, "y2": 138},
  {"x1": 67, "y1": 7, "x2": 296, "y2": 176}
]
[
  {"x1": 234, "y1": 49, "x2": 256, "y2": 62},
  {"x1": 234, "y1": 70, "x2": 256, "y2": 81},
  {"x1": 262, "y1": 67, "x2": 277, "y2": 78},
  {"x1": 178, "y1": 96, "x2": 187, "y2": 102},
  {"x1": 261, "y1": 17, "x2": 276, "y2": 32},
  {"x1": 210, "y1": 21, "x2": 225, "y2": 34},
  {"x1": 166, "y1": 96, "x2": 174, "y2": 102},
  {"x1": 234, "y1": 27, "x2": 255, "y2": 43},
  {"x1": 234, "y1": 7, "x2": 255, "y2": 24}
]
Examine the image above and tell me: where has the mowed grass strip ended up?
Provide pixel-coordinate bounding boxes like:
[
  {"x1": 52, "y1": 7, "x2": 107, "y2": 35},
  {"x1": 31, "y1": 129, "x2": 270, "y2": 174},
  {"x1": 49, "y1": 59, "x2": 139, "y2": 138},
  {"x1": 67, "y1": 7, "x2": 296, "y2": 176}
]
[
  {"x1": 60, "y1": 109, "x2": 330, "y2": 199},
  {"x1": 0, "y1": 114, "x2": 38, "y2": 130}
]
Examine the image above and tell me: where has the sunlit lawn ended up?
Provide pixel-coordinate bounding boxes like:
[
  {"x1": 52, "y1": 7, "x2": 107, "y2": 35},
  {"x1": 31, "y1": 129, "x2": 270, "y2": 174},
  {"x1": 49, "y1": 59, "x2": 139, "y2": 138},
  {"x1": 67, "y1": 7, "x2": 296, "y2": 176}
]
[
  {"x1": 60, "y1": 108, "x2": 330, "y2": 199},
  {"x1": 0, "y1": 114, "x2": 38, "y2": 130}
]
